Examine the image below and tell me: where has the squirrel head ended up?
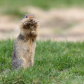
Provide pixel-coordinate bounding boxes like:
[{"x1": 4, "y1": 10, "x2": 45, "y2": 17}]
[{"x1": 19, "y1": 14, "x2": 38, "y2": 36}]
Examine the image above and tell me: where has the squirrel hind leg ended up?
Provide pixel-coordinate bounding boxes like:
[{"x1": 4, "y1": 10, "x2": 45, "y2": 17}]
[
  {"x1": 28, "y1": 59, "x2": 34, "y2": 67},
  {"x1": 12, "y1": 59, "x2": 26, "y2": 69}
]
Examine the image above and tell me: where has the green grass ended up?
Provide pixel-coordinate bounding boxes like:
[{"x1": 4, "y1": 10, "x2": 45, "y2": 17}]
[
  {"x1": 0, "y1": 0, "x2": 84, "y2": 9},
  {"x1": 0, "y1": 40, "x2": 84, "y2": 84},
  {"x1": 0, "y1": 0, "x2": 84, "y2": 17}
]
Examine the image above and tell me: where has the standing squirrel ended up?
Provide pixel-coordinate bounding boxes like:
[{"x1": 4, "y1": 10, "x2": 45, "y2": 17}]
[{"x1": 12, "y1": 14, "x2": 38, "y2": 69}]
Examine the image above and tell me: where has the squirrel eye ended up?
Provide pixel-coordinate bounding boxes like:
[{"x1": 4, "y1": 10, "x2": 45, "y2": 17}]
[{"x1": 25, "y1": 16, "x2": 28, "y2": 18}]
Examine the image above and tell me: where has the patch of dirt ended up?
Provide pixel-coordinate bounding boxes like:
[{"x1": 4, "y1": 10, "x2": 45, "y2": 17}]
[{"x1": 1, "y1": 7, "x2": 84, "y2": 41}]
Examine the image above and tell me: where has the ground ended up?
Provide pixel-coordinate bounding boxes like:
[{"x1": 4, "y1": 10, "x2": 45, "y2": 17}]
[{"x1": 0, "y1": 7, "x2": 84, "y2": 41}]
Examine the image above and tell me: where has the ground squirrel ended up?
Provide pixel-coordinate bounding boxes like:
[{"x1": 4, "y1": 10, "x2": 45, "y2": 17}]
[{"x1": 12, "y1": 14, "x2": 38, "y2": 69}]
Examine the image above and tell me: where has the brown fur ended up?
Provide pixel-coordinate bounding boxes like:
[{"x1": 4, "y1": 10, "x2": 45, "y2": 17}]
[{"x1": 12, "y1": 14, "x2": 38, "y2": 69}]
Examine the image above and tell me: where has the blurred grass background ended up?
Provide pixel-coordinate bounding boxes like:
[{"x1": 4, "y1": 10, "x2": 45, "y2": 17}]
[
  {"x1": 0, "y1": 0, "x2": 84, "y2": 41},
  {"x1": 0, "y1": 0, "x2": 84, "y2": 17}
]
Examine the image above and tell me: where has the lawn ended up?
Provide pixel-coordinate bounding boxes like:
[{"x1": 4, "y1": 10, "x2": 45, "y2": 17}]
[
  {"x1": 0, "y1": 0, "x2": 84, "y2": 9},
  {"x1": 0, "y1": 0, "x2": 84, "y2": 17},
  {"x1": 0, "y1": 39, "x2": 84, "y2": 84}
]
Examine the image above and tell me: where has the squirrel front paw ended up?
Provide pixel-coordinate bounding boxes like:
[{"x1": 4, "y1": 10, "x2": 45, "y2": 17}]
[{"x1": 30, "y1": 31, "x2": 35, "y2": 35}]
